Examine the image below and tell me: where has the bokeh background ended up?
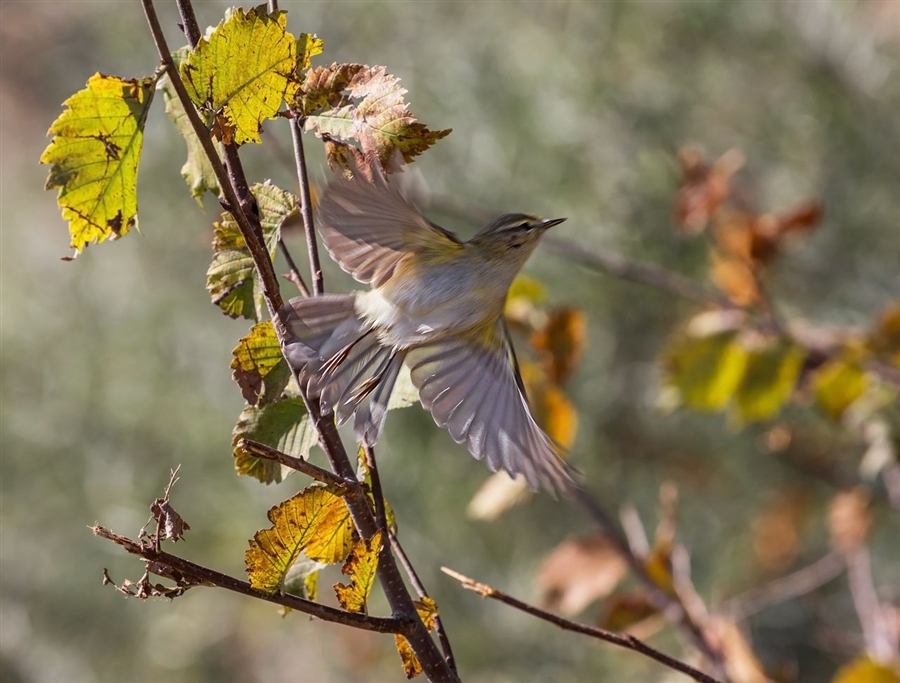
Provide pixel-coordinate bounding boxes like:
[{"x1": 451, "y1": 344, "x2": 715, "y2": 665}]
[{"x1": 2, "y1": 1, "x2": 898, "y2": 681}]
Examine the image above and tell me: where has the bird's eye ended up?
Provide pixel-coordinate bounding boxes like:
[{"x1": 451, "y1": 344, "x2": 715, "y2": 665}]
[{"x1": 517, "y1": 222, "x2": 531, "y2": 231}]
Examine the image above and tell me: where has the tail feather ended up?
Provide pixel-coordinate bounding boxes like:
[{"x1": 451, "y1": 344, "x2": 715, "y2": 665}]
[{"x1": 277, "y1": 294, "x2": 400, "y2": 445}]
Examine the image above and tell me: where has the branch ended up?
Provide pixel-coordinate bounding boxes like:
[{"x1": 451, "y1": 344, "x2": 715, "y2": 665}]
[
  {"x1": 93, "y1": 525, "x2": 407, "y2": 634},
  {"x1": 279, "y1": 239, "x2": 311, "y2": 296},
  {"x1": 289, "y1": 115, "x2": 324, "y2": 295},
  {"x1": 441, "y1": 567, "x2": 723, "y2": 683},
  {"x1": 570, "y1": 486, "x2": 726, "y2": 675},
  {"x1": 142, "y1": 3, "x2": 456, "y2": 679},
  {"x1": 237, "y1": 438, "x2": 349, "y2": 490}
]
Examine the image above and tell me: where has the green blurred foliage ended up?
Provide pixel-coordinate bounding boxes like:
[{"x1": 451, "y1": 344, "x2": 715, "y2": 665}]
[{"x1": 2, "y1": 1, "x2": 898, "y2": 682}]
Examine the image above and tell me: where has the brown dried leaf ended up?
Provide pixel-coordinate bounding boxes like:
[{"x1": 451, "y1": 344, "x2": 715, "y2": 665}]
[
  {"x1": 599, "y1": 593, "x2": 660, "y2": 634},
  {"x1": 150, "y1": 498, "x2": 191, "y2": 543},
  {"x1": 537, "y1": 534, "x2": 627, "y2": 615},
  {"x1": 828, "y1": 488, "x2": 873, "y2": 555},
  {"x1": 530, "y1": 307, "x2": 587, "y2": 385},
  {"x1": 673, "y1": 147, "x2": 744, "y2": 235},
  {"x1": 751, "y1": 491, "x2": 810, "y2": 572}
]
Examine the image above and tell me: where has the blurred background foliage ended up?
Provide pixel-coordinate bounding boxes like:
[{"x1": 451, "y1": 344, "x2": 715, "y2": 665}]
[{"x1": 2, "y1": 1, "x2": 899, "y2": 681}]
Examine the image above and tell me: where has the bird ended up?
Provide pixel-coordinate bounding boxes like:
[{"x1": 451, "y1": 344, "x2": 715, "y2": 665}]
[{"x1": 277, "y1": 157, "x2": 576, "y2": 494}]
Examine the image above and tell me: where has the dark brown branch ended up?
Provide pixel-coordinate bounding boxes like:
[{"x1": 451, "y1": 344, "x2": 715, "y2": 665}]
[
  {"x1": 391, "y1": 531, "x2": 458, "y2": 675},
  {"x1": 441, "y1": 567, "x2": 723, "y2": 683},
  {"x1": 237, "y1": 439, "x2": 349, "y2": 490},
  {"x1": 142, "y1": 4, "x2": 456, "y2": 679},
  {"x1": 289, "y1": 116, "x2": 324, "y2": 295},
  {"x1": 93, "y1": 525, "x2": 407, "y2": 634}
]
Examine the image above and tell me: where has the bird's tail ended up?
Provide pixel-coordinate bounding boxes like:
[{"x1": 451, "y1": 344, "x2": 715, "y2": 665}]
[{"x1": 277, "y1": 294, "x2": 403, "y2": 445}]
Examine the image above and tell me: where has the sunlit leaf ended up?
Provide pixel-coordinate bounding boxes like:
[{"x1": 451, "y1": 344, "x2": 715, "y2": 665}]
[
  {"x1": 394, "y1": 635, "x2": 423, "y2": 679},
  {"x1": 231, "y1": 320, "x2": 290, "y2": 406},
  {"x1": 207, "y1": 181, "x2": 298, "y2": 320},
  {"x1": 531, "y1": 307, "x2": 587, "y2": 385},
  {"x1": 281, "y1": 554, "x2": 326, "y2": 614},
  {"x1": 467, "y1": 471, "x2": 531, "y2": 521},
  {"x1": 814, "y1": 360, "x2": 869, "y2": 421},
  {"x1": 334, "y1": 530, "x2": 382, "y2": 613},
  {"x1": 733, "y1": 342, "x2": 805, "y2": 423},
  {"x1": 181, "y1": 5, "x2": 299, "y2": 145},
  {"x1": 246, "y1": 485, "x2": 355, "y2": 593},
  {"x1": 414, "y1": 597, "x2": 439, "y2": 631},
  {"x1": 296, "y1": 33, "x2": 324, "y2": 72},
  {"x1": 301, "y1": 64, "x2": 451, "y2": 166},
  {"x1": 158, "y1": 47, "x2": 220, "y2": 205},
  {"x1": 355, "y1": 447, "x2": 398, "y2": 533},
  {"x1": 232, "y1": 397, "x2": 317, "y2": 484},
  {"x1": 832, "y1": 657, "x2": 900, "y2": 683},
  {"x1": 41, "y1": 73, "x2": 155, "y2": 254},
  {"x1": 536, "y1": 534, "x2": 627, "y2": 615},
  {"x1": 664, "y1": 331, "x2": 748, "y2": 411}
]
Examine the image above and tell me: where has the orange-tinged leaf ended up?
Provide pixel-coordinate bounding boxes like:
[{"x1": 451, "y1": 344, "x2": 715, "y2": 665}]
[
  {"x1": 868, "y1": 303, "x2": 900, "y2": 366},
  {"x1": 814, "y1": 360, "x2": 869, "y2": 421},
  {"x1": 245, "y1": 486, "x2": 354, "y2": 594},
  {"x1": 334, "y1": 531, "x2": 383, "y2": 613},
  {"x1": 394, "y1": 634, "x2": 423, "y2": 679},
  {"x1": 711, "y1": 249, "x2": 761, "y2": 306},
  {"x1": 531, "y1": 307, "x2": 587, "y2": 385},
  {"x1": 522, "y1": 363, "x2": 578, "y2": 450},
  {"x1": 752, "y1": 490, "x2": 811, "y2": 572},
  {"x1": 536, "y1": 534, "x2": 627, "y2": 615},
  {"x1": 41, "y1": 73, "x2": 155, "y2": 254},
  {"x1": 832, "y1": 657, "x2": 900, "y2": 683},
  {"x1": 673, "y1": 147, "x2": 744, "y2": 235},
  {"x1": 231, "y1": 320, "x2": 291, "y2": 406}
]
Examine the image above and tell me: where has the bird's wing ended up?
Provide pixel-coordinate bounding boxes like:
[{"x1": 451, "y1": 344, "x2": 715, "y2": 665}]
[
  {"x1": 406, "y1": 325, "x2": 576, "y2": 495},
  {"x1": 317, "y1": 159, "x2": 461, "y2": 288}
]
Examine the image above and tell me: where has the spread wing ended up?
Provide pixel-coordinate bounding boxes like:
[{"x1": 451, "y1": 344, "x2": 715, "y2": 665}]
[
  {"x1": 317, "y1": 159, "x2": 461, "y2": 288},
  {"x1": 405, "y1": 325, "x2": 576, "y2": 495}
]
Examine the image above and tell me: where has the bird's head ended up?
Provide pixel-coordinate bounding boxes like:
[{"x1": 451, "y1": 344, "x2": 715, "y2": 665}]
[{"x1": 469, "y1": 213, "x2": 566, "y2": 258}]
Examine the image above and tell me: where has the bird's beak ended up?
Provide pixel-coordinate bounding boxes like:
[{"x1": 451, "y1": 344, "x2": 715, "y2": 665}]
[{"x1": 540, "y1": 217, "x2": 567, "y2": 231}]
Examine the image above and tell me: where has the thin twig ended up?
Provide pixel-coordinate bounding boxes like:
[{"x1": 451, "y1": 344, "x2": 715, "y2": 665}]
[
  {"x1": 93, "y1": 525, "x2": 407, "y2": 634},
  {"x1": 441, "y1": 567, "x2": 722, "y2": 683},
  {"x1": 289, "y1": 115, "x2": 324, "y2": 295},
  {"x1": 391, "y1": 531, "x2": 458, "y2": 674},
  {"x1": 723, "y1": 552, "x2": 845, "y2": 620},
  {"x1": 363, "y1": 444, "x2": 389, "y2": 532},
  {"x1": 570, "y1": 485, "x2": 725, "y2": 675},
  {"x1": 846, "y1": 547, "x2": 898, "y2": 660},
  {"x1": 237, "y1": 439, "x2": 349, "y2": 491},
  {"x1": 279, "y1": 239, "x2": 311, "y2": 296}
]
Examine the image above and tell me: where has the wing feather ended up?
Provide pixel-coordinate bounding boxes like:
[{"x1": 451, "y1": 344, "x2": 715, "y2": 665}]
[{"x1": 406, "y1": 327, "x2": 576, "y2": 494}]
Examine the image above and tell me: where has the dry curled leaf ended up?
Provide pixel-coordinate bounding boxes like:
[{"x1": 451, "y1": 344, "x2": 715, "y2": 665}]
[{"x1": 537, "y1": 534, "x2": 627, "y2": 615}]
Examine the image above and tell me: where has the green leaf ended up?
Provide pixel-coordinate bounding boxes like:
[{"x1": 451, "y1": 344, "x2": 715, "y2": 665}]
[
  {"x1": 296, "y1": 33, "x2": 324, "y2": 72},
  {"x1": 733, "y1": 343, "x2": 805, "y2": 423},
  {"x1": 282, "y1": 554, "x2": 326, "y2": 604},
  {"x1": 41, "y1": 73, "x2": 155, "y2": 254},
  {"x1": 664, "y1": 331, "x2": 748, "y2": 411},
  {"x1": 245, "y1": 486, "x2": 355, "y2": 594},
  {"x1": 159, "y1": 48, "x2": 220, "y2": 204},
  {"x1": 334, "y1": 530, "x2": 382, "y2": 613},
  {"x1": 232, "y1": 397, "x2": 317, "y2": 484},
  {"x1": 181, "y1": 5, "x2": 299, "y2": 145},
  {"x1": 231, "y1": 320, "x2": 290, "y2": 406},
  {"x1": 207, "y1": 181, "x2": 298, "y2": 320},
  {"x1": 814, "y1": 360, "x2": 869, "y2": 421},
  {"x1": 301, "y1": 64, "x2": 451, "y2": 166}
]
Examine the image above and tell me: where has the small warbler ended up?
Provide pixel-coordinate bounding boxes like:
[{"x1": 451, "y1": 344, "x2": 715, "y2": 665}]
[{"x1": 278, "y1": 158, "x2": 575, "y2": 493}]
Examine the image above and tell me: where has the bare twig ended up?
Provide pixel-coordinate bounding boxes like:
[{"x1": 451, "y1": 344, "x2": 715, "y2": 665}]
[
  {"x1": 94, "y1": 525, "x2": 408, "y2": 634},
  {"x1": 289, "y1": 116, "x2": 324, "y2": 295},
  {"x1": 846, "y1": 547, "x2": 898, "y2": 661},
  {"x1": 237, "y1": 439, "x2": 349, "y2": 491},
  {"x1": 279, "y1": 239, "x2": 311, "y2": 296},
  {"x1": 389, "y1": 531, "x2": 458, "y2": 674},
  {"x1": 441, "y1": 567, "x2": 723, "y2": 683},
  {"x1": 723, "y1": 552, "x2": 845, "y2": 620}
]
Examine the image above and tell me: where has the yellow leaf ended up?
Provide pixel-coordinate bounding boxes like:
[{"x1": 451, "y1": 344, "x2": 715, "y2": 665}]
[
  {"x1": 181, "y1": 6, "x2": 299, "y2": 145},
  {"x1": 814, "y1": 360, "x2": 869, "y2": 421},
  {"x1": 230, "y1": 320, "x2": 290, "y2": 406},
  {"x1": 832, "y1": 658, "x2": 900, "y2": 683},
  {"x1": 414, "y1": 597, "x2": 439, "y2": 631},
  {"x1": 296, "y1": 33, "x2": 324, "y2": 72},
  {"x1": 41, "y1": 73, "x2": 155, "y2": 254},
  {"x1": 334, "y1": 531, "x2": 383, "y2": 613},
  {"x1": 733, "y1": 342, "x2": 805, "y2": 423},
  {"x1": 245, "y1": 486, "x2": 354, "y2": 593},
  {"x1": 394, "y1": 635, "x2": 423, "y2": 679},
  {"x1": 664, "y1": 331, "x2": 748, "y2": 411}
]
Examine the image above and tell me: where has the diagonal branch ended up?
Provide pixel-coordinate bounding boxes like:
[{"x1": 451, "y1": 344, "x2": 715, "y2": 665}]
[{"x1": 441, "y1": 567, "x2": 723, "y2": 683}]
